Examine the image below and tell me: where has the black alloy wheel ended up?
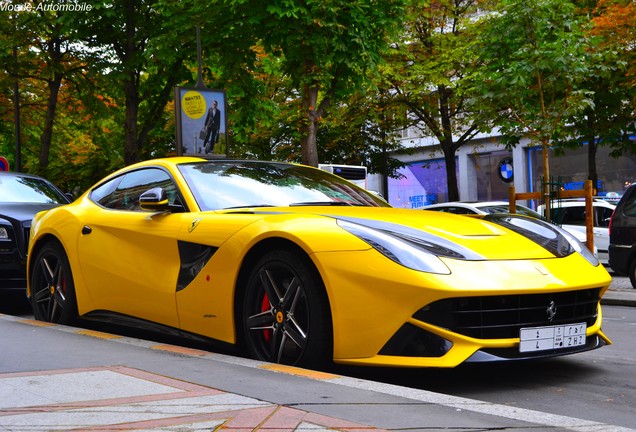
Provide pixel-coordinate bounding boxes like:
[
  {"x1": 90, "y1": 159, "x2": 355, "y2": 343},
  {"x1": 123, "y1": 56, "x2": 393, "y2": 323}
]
[
  {"x1": 30, "y1": 241, "x2": 78, "y2": 324},
  {"x1": 242, "y1": 249, "x2": 331, "y2": 367}
]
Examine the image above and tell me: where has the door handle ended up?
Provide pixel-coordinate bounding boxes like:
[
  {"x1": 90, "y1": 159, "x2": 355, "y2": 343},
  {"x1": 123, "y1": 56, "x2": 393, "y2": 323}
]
[{"x1": 82, "y1": 226, "x2": 92, "y2": 235}]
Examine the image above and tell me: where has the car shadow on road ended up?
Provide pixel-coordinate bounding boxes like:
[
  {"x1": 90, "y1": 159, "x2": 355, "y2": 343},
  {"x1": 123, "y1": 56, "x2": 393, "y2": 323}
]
[{"x1": 333, "y1": 357, "x2": 601, "y2": 395}]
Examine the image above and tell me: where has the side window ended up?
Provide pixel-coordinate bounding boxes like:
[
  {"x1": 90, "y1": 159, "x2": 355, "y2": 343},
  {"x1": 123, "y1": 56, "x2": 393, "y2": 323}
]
[
  {"x1": 622, "y1": 192, "x2": 636, "y2": 217},
  {"x1": 560, "y1": 207, "x2": 586, "y2": 226},
  {"x1": 596, "y1": 207, "x2": 614, "y2": 228},
  {"x1": 91, "y1": 168, "x2": 177, "y2": 211}
]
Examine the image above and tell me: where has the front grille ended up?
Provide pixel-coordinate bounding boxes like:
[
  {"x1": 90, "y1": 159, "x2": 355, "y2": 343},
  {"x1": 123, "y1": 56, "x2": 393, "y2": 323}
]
[
  {"x1": 413, "y1": 288, "x2": 601, "y2": 339},
  {"x1": 23, "y1": 227, "x2": 30, "y2": 255}
]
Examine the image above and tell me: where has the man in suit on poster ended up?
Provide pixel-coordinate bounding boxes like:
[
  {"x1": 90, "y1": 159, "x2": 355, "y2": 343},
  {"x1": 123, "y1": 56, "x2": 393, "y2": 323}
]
[{"x1": 202, "y1": 100, "x2": 221, "y2": 153}]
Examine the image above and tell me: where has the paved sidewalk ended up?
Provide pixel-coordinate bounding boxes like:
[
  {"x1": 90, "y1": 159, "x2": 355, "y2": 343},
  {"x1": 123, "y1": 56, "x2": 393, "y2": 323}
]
[
  {"x1": 1, "y1": 365, "x2": 380, "y2": 431},
  {"x1": 602, "y1": 272, "x2": 636, "y2": 307},
  {"x1": 1, "y1": 310, "x2": 635, "y2": 432}
]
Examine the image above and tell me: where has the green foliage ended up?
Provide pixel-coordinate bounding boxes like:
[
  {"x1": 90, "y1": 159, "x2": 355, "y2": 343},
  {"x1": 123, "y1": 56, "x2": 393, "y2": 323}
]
[
  {"x1": 2, "y1": 0, "x2": 633, "y2": 196},
  {"x1": 230, "y1": 0, "x2": 406, "y2": 166},
  {"x1": 382, "y1": 0, "x2": 492, "y2": 200},
  {"x1": 469, "y1": 0, "x2": 596, "y2": 147}
]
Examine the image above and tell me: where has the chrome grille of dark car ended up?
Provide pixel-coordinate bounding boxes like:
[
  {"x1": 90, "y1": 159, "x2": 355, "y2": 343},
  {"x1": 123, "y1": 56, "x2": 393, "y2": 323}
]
[
  {"x1": 413, "y1": 288, "x2": 601, "y2": 339},
  {"x1": 23, "y1": 227, "x2": 31, "y2": 254}
]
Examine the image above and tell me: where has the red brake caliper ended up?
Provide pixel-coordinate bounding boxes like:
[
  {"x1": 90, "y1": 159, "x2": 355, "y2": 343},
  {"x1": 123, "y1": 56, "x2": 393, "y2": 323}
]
[{"x1": 261, "y1": 294, "x2": 272, "y2": 342}]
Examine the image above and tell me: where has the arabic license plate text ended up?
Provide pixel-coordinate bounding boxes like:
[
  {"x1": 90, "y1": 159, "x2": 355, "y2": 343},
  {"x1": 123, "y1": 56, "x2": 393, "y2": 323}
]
[{"x1": 519, "y1": 323, "x2": 586, "y2": 353}]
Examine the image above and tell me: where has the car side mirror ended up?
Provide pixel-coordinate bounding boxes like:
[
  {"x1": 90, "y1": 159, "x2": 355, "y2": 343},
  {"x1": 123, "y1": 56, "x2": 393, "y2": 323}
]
[{"x1": 139, "y1": 187, "x2": 170, "y2": 211}]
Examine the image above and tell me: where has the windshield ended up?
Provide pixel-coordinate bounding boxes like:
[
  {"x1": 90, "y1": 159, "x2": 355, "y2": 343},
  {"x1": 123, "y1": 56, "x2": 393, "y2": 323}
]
[
  {"x1": 0, "y1": 175, "x2": 69, "y2": 204},
  {"x1": 178, "y1": 161, "x2": 388, "y2": 211}
]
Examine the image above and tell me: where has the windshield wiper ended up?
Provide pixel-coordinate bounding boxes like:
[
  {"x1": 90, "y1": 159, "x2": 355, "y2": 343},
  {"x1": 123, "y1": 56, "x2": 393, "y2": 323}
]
[
  {"x1": 222, "y1": 204, "x2": 276, "y2": 209},
  {"x1": 290, "y1": 201, "x2": 354, "y2": 206}
]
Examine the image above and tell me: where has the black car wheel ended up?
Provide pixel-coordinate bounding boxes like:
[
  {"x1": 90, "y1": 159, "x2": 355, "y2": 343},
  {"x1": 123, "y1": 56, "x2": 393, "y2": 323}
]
[
  {"x1": 242, "y1": 249, "x2": 331, "y2": 367},
  {"x1": 30, "y1": 241, "x2": 78, "y2": 324}
]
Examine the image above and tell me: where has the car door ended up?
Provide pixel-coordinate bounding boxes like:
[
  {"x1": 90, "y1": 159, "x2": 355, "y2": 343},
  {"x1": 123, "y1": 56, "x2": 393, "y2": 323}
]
[
  {"x1": 556, "y1": 204, "x2": 610, "y2": 263},
  {"x1": 593, "y1": 206, "x2": 613, "y2": 258},
  {"x1": 76, "y1": 167, "x2": 187, "y2": 327}
]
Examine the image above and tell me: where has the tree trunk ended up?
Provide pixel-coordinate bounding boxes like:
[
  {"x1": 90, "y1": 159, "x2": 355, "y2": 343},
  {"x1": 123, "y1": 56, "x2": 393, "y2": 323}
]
[
  {"x1": 438, "y1": 86, "x2": 459, "y2": 201},
  {"x1": 542, "y1": 139, "x2": 551, "y2": 221},
  {"x1": 124, "y1": 75, "x2": 140, "y2": 165},
  {"x1": 586, "y1": 114, "x2": 598, "y2": 189},
  {"x1": 38, "y1": 33, "x2": 63, "y2": 174},
  {"x1": 122, "y1": 0, "x2": 139, "y2": 165},
  {"x1": 39, "y1": 73, "x2": 62, "y2": 173},
  {"x1": 443, "y1": 142, "x2": 460, "y2": 202},
  {"x1": 300, "y1": 85, "x2": 320, "y2": 167}
]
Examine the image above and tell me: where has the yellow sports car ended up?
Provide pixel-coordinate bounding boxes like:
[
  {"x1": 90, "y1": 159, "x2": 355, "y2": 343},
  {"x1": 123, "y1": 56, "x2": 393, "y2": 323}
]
[{"x1": 27, "y1": 157, "x2": 612, "y2": 368}]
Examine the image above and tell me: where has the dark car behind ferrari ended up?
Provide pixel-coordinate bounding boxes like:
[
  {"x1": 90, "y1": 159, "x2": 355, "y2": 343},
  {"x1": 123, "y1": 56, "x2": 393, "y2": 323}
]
[
  {"x1": 0, "y1": 171, "x2": 71, "y2": 294},
  {"x1": 609, "y1": 183, "x2": 636, "y2": 287}
]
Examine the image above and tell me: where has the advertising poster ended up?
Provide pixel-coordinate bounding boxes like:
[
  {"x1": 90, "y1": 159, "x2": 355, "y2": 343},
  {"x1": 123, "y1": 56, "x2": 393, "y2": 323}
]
[{"x1": 175, "y1": 87, "x2": 228, "y2": 157}]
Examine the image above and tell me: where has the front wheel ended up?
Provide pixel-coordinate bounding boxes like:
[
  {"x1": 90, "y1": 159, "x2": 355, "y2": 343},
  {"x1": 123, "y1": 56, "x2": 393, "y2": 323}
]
[
  {"x1": 242, "y1": 249, "x2": 331, "y2": 368},
  {"x1": 30, "y1": 241, "x2": 78, "y2": 324}
]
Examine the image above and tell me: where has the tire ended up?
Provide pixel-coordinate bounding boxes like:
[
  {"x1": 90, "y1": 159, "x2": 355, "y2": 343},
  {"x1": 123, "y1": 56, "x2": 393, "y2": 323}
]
[
  {"x1": 242, "y1": 249, "x2": 332, "y2": 368},
  {"x1": 629, "y1": 258, "x2": 636, "y2": 289},
  {"x1": 30, "y1": 241, "x2": 78, "y2": 324}
]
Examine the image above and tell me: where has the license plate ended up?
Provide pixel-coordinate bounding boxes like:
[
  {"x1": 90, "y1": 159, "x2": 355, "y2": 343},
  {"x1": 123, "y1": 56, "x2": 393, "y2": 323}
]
[{"x1": 519, "y1": 323, "x2": 586, "y2": 352}]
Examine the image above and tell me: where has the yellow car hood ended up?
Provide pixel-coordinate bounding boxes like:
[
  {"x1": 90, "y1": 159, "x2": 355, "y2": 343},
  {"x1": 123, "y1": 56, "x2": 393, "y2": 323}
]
[{"x1": 223, "y1": 206, "x2": 558, "y2": 260}]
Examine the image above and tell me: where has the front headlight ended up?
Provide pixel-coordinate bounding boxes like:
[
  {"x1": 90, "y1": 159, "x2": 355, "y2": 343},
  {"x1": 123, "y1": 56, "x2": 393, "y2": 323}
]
[
  {"x1": 337, "y1": 218, "x2": 485, "y2": 274},
  {"x1": 0, "y1": 226, "x2": 8, "y2": 239}
]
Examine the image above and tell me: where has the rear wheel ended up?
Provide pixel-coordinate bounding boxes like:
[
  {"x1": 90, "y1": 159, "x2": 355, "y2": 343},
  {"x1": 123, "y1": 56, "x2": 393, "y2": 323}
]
[
  {"x1": 242, "y1": 249, "x2": 331, "y2": 367},
  {"x1": 30, "y1": 241, "x2": 78, "y2": 324}
]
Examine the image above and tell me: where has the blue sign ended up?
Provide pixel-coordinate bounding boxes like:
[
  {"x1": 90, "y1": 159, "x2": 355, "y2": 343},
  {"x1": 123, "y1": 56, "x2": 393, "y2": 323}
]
[
  {"x1": 0, "y1": 156, "x2": 9, "y2": 171},
  {"x1": 498, "y1": 157, "x2": 513, "y2": 183}
]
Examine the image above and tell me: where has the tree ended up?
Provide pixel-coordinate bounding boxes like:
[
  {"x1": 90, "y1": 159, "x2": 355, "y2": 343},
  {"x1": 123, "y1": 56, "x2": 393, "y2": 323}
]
[
  {"x1": 470, "y1": 0, "x2": 597, "y2": 217},
  {"x1": 233, "y1": 0, "x2": 406, "y2": 166},
  {"x1": 316, "y1": 89, "x2": 408, "y2": 179},
  {"x1": 573, "y1": 0, "x2": 636, "y2": 166},
  {"x1": 0, "y1": 6, "x2": 95, "y2": 175},
  {"x1": 384, "y1": 0, "x2": 493, "y2": 201},
  {"x1": 69, "y1": 0, "x2": 209, "y2": 165},
  {"x1": 590, "y1": 0, "x2": 636, "y2": 88}
]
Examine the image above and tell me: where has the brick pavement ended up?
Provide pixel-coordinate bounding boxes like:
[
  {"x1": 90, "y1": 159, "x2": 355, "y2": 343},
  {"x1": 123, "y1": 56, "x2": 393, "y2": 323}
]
[{"x1": 0, "y1": 366, "x2": 387, "y2": 431}]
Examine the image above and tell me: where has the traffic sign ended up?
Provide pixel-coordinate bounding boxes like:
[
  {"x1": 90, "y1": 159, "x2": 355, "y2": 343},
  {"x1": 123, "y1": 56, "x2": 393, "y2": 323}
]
[{"x1": 0, "y1": 156, "x2": 9, "y2": 171}]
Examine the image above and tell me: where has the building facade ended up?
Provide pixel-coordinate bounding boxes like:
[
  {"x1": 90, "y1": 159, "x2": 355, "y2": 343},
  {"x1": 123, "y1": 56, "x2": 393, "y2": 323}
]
[{"x1": 373, "y1": 133, "x2": 636, "y2": 209}]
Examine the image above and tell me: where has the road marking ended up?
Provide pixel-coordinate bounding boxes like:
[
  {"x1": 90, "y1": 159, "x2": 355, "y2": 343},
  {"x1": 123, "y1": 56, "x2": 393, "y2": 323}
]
[
  {"x1": 151, "y1": 344, "x2": 210, "y2": 356},
  {"x1": 76, "y1": 329, "x2": 122, "y2": 339},
  {"x1": 260, "y1": 363, "x2": 339, "y2": 380}
]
